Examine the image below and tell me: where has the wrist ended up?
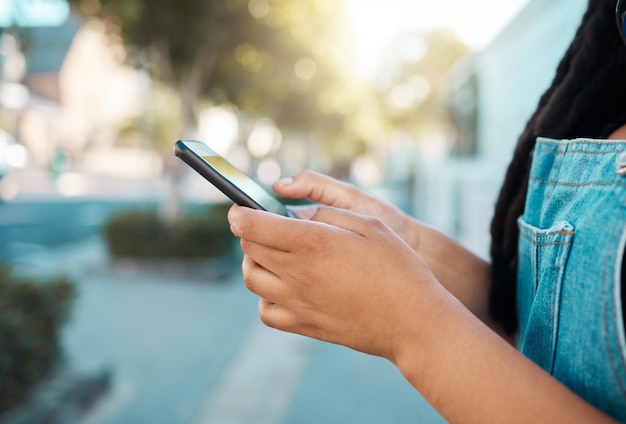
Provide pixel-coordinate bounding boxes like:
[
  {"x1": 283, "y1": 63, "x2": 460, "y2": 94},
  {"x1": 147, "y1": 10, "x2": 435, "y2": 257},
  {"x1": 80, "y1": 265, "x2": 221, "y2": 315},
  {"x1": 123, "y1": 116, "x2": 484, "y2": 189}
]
[
  {"x1": 387, "y1": 276, "x2": 460, "y2": 372},
  {"x1": 389, "y1": 291, "x2": 507, "y2": 421}
]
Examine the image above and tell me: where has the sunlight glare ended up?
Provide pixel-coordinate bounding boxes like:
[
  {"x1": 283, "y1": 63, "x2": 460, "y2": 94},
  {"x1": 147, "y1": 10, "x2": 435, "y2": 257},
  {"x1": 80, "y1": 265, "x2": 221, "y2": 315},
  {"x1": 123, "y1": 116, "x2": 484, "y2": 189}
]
[
  {"x1": 198, "y1": 106, "x2": 239, "y2": 156},
  {"x1": 345, "y1": 0, "x2": 530, "y2": 79}
]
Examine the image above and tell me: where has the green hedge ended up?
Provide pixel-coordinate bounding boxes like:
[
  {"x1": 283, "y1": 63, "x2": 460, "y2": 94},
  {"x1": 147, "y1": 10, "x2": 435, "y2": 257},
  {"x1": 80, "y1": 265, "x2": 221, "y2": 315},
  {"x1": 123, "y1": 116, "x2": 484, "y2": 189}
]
[
  {"x1": 0, "y1": 269, "x2": 75, "y2": 412},
  {"x1": 104, "y1": 203, "x2": 237, "y2": 259}
]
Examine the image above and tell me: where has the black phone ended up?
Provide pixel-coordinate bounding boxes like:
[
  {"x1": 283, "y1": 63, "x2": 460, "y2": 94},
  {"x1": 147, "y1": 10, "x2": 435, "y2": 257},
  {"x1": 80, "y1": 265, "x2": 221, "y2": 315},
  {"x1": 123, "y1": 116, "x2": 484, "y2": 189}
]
[{"x1": 174, "y1": 139, "x2": 293, "y2": 217}]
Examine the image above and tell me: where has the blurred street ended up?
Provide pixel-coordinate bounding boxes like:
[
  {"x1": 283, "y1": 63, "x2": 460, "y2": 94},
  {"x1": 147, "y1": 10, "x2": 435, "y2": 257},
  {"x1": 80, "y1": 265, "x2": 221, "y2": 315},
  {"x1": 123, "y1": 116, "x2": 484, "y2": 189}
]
[
  {"x1": 0, "y1": 166, "x2": 227, "y2": 263},
  {"x1": 2, "y1": 170, "x2": 445, "y2": 424},
  {"x1": 0, "y1": 0, "x2": 561, "y2": 420}
]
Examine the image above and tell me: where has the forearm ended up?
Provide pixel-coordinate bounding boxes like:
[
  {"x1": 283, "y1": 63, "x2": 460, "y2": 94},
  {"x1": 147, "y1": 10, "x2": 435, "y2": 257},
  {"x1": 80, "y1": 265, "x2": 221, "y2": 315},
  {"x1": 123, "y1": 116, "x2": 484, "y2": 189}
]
[
  {"x1": 391, "y1": 291, "x2": 617, "y2": 424},
  {"x1": 402, "y1": 217, "x2": 504, "y2": 335}
]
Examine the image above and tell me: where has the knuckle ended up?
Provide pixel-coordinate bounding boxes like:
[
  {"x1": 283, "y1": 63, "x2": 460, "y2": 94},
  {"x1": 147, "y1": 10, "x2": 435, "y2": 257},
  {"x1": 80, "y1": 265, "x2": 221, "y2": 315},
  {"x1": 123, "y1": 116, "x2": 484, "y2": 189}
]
[
  {"x1": 243, "y1": 274, "x2": 256, "y2": 292},
  {"x1": 293, "y1": 170, "x2": 314, "y2": 188},
  {"x1": 363, "y1": 216, "x2": 386, "y2": 232},
  {"x1": 343, "y1": 183, "x2": 363, "y2": 203},
  {"x1": 369, "y1": 216, "x2": 386, "y2": 228},
  {"x1": 241, "y1": 257, "x2": 257, "y2": 292},
  {"x1": 343, "y1": 183, "x2": 360, "y2": 199},
  {"x1": 259, "y1": 304, "x2": 279, "y2": 329},
  {"x1": 297, "y1": 169, "x2": 312, "y2": 179},
  {"x1": 296, "y1": 170, "x2": 327, "y2": 199},
  {"x1": 298, "y1": 169, "x2": 317, "y2": 181},
  {"x1": 239, "y1": 238, "x2": 252, "y2": 253},
  {"x1": 312, "y1": 187, "x2": 326, "y2": 201},
  {"x1": 236, "y1": 218, "x2": 253, "y2": 237},
  {"x1": 259, "y1": 312, "x2": 276, "y2": 329}
]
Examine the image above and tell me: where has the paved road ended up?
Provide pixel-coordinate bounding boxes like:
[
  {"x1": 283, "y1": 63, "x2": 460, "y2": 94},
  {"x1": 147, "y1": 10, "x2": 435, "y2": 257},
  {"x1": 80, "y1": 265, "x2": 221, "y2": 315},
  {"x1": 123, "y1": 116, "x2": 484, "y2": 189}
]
[{"x1": 42, "y1": 238, "x2": 446, "y2": 424}]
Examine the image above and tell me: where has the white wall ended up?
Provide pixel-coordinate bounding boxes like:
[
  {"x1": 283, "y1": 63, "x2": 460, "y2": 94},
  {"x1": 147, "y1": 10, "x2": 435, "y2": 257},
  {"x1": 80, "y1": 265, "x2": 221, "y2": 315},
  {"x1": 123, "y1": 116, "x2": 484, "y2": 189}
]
[
  {"x1": 413, "y1": 0, "x2": 588, "y2": 259},
  {"x1": 476, "y1": 0, "x2": 588, "y2": 163}
]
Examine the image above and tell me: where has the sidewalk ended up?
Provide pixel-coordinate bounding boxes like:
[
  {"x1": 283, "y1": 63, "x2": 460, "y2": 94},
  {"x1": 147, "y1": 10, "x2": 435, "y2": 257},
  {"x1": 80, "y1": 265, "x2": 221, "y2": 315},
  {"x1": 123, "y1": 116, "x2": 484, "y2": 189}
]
[{"x1": 18, "y1": 236, "x2": 445, "y2": 424}]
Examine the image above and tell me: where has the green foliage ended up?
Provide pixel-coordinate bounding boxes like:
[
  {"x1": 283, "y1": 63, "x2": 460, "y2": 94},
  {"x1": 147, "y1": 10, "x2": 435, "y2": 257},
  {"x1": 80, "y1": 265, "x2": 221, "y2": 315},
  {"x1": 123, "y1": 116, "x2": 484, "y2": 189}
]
[
  {"x1": 67, "y1": 0, "x2": 374, "y2": 158},
  {"x1": 0, "y1": 270, "x2": 75, "y2": 412},
  {"x1": 104, "y1": 203, "x2": 236, "y2": 259},
  {"x1": 381, "y1": 30, "x2": 469, "y2": 136}
]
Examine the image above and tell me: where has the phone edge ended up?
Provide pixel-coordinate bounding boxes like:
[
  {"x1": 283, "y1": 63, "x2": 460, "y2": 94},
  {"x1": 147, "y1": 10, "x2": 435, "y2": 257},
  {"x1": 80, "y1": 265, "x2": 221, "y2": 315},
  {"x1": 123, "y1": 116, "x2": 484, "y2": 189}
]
[{"x1": 174, "y1": 140, "x2": 269, "y2": 212}]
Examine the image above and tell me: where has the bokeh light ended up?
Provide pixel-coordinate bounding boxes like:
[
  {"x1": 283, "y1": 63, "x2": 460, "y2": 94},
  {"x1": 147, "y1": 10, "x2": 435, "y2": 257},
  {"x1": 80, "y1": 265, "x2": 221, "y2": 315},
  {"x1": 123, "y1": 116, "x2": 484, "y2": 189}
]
[
  {"x1": 247, "y1": 118, "x2": 282, "y2": 158},
  {"x1": 256, "y1": 158, "x2": 282, "y2": 185},
  {"x1": 198, "y1": 106, "x2": 240, "y2": 156}
]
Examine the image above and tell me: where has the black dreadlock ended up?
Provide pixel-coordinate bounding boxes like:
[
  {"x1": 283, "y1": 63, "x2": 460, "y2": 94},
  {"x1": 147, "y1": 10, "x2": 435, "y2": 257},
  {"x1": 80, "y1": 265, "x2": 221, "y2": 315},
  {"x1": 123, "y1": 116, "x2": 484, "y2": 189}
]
[{"x1": 489, "y1": 0, "x2": 626, "y2": 334}]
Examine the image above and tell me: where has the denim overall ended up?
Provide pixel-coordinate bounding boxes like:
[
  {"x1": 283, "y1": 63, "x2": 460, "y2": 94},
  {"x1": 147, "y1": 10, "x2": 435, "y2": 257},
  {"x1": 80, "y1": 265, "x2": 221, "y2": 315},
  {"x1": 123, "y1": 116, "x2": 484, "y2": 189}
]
[{"x1": 517, "y1": 137, "x2": 626, "y2": 421}]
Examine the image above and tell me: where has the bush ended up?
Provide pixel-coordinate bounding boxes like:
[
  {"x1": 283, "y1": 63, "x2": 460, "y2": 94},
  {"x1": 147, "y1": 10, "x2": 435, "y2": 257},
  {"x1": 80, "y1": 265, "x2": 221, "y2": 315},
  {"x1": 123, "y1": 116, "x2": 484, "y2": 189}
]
[
  {"x1": 0, "y1": 269, "x2": 75, "y2": 412},
  {"x1": 104, "y1": 203, "x2": 237, "y2": 259}
]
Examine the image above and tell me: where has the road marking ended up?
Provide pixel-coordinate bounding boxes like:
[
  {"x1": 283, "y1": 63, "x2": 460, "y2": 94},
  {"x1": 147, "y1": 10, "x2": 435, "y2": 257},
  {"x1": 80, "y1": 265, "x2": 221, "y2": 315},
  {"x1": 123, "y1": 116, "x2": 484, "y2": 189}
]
[{"x1": 192, "y1": 322, "x2": 313, "y2": 424}]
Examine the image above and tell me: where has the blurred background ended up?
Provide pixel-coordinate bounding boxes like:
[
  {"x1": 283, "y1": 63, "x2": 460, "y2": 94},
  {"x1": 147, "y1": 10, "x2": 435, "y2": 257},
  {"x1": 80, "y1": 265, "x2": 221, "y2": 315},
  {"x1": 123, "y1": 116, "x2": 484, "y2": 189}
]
[{"x1": 0, "y1": 0, "x2": 588, "y2": 423}]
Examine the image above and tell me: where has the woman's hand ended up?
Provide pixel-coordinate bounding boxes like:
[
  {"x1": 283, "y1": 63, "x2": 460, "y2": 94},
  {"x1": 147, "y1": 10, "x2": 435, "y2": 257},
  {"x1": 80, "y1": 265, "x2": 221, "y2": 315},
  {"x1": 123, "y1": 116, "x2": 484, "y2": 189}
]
[
  {"x1": 273, "y1": 171, "x2": 496, "y2": 330},
  {"x1": 274, "y1": 170, "x2": 419, "y2": 248},
  {"x1": 227, "y1": 204, "x2": 443, "y2": 360}
]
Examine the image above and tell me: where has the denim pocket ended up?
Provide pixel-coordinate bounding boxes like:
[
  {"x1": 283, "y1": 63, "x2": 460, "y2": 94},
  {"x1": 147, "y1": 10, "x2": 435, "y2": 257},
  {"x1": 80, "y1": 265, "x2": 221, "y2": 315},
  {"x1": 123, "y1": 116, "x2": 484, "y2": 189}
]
[{"x1": 516, "y1": 218, "x2": 575, "y2": 374}]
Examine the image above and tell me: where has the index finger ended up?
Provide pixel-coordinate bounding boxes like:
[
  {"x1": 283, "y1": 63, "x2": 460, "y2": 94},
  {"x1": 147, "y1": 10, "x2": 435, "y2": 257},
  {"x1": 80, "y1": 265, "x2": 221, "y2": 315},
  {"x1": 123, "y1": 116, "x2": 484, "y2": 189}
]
[{"x1": 272, "y1": 170, "x2": 359, "y2": 209}]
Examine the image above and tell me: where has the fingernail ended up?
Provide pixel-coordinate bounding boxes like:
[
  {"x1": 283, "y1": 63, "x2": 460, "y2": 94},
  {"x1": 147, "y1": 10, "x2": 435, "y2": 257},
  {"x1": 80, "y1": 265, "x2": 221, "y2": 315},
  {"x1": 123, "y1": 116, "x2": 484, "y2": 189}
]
[
  {"x1": 275, "y1": 177, "x2": 294, "y2": 186},
  {"x1": 289, "y1": 205, "x2": 319, "y2": 220},
  {"x1": 227, "y1": 205, "x2": 240, "y2": 225}
]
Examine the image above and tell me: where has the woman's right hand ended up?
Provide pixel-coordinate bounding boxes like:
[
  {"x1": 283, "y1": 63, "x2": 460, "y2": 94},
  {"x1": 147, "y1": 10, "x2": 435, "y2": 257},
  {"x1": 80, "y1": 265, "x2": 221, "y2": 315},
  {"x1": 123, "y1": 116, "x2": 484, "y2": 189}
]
[
  {"x1": 273, "y1": 170, "x2": 498, "y2": 332},
  {"x1": 273, "y1": 170, "x2": 421, "y2": 249}
]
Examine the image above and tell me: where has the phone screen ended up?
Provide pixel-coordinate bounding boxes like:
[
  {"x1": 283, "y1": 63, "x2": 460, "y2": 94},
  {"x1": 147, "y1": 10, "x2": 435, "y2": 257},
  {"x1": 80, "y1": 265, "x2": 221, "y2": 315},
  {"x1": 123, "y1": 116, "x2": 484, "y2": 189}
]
[
  {"x1": 175, "y1": 140, "x2": 292, "y2": 217},
  {"x1": 200, "y1": 153, "x2": 290, "y2": 216}
]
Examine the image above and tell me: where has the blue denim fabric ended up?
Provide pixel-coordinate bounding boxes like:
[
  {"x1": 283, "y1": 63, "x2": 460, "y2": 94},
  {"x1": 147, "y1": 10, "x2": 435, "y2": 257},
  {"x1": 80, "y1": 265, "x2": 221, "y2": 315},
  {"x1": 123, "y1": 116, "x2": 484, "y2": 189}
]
[{"x1": 517, "y1": 137, "x2": 626, "y2": 421}]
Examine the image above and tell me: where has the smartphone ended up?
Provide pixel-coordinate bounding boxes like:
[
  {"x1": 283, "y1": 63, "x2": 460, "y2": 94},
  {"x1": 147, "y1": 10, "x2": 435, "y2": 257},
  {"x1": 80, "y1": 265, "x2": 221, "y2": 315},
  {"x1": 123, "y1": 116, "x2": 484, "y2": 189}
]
[{"x1": 174, "y1": 139, "x2": 293, "y2": 217}]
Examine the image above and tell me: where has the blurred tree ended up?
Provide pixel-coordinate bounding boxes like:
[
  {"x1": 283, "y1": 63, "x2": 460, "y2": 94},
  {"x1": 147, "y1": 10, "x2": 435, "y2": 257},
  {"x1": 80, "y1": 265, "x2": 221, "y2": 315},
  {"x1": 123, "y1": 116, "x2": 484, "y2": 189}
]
[
  {"x1": 66, "y1": 0, "x2": 375, "y2": 156},
  {"x1": 207, "y1": 0, "x2": 380, "y2": 167},
  {"x1": 379, "y1": 29, "x2": 469, "y2": 149},
  {"x1": 66, "y1": 0, "x2": 387, "y2": 217}
]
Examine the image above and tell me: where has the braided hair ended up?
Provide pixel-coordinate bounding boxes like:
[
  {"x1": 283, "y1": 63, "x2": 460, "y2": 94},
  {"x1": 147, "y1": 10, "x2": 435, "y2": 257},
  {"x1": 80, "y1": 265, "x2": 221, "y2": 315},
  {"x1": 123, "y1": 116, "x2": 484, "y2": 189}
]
[{"x1": 489, "y1": 0, "x2": 626, "y2": 334}]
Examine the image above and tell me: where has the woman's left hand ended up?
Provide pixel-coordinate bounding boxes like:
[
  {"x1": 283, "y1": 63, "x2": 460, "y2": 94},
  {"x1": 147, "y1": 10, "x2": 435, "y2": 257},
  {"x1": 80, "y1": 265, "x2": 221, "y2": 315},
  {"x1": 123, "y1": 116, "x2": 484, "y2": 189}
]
[{"x1": 227, "y1": 204, "x2": 444, "y2": 361}]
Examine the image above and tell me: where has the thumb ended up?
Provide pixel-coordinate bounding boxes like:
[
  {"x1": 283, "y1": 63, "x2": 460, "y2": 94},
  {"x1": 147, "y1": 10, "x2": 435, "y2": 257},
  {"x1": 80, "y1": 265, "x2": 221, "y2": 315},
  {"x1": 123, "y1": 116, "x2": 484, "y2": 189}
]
[
  {"x1": 288, "y1": 204, "x2": 320, "y2": 220},
  {"x1": 310, "y1": 206, "x2": 382, "y2": 238}
]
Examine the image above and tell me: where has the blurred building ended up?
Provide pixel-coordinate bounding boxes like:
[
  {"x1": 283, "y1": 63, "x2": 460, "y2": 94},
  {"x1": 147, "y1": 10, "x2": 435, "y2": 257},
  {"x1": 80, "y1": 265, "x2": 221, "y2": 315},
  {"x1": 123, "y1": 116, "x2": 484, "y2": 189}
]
[
  {"x1": 3, "y1": 15, "x2": 148, "y2": 173},
  {"x1": 412, "y1": 0, "x2": 588, "y2": 258}
]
